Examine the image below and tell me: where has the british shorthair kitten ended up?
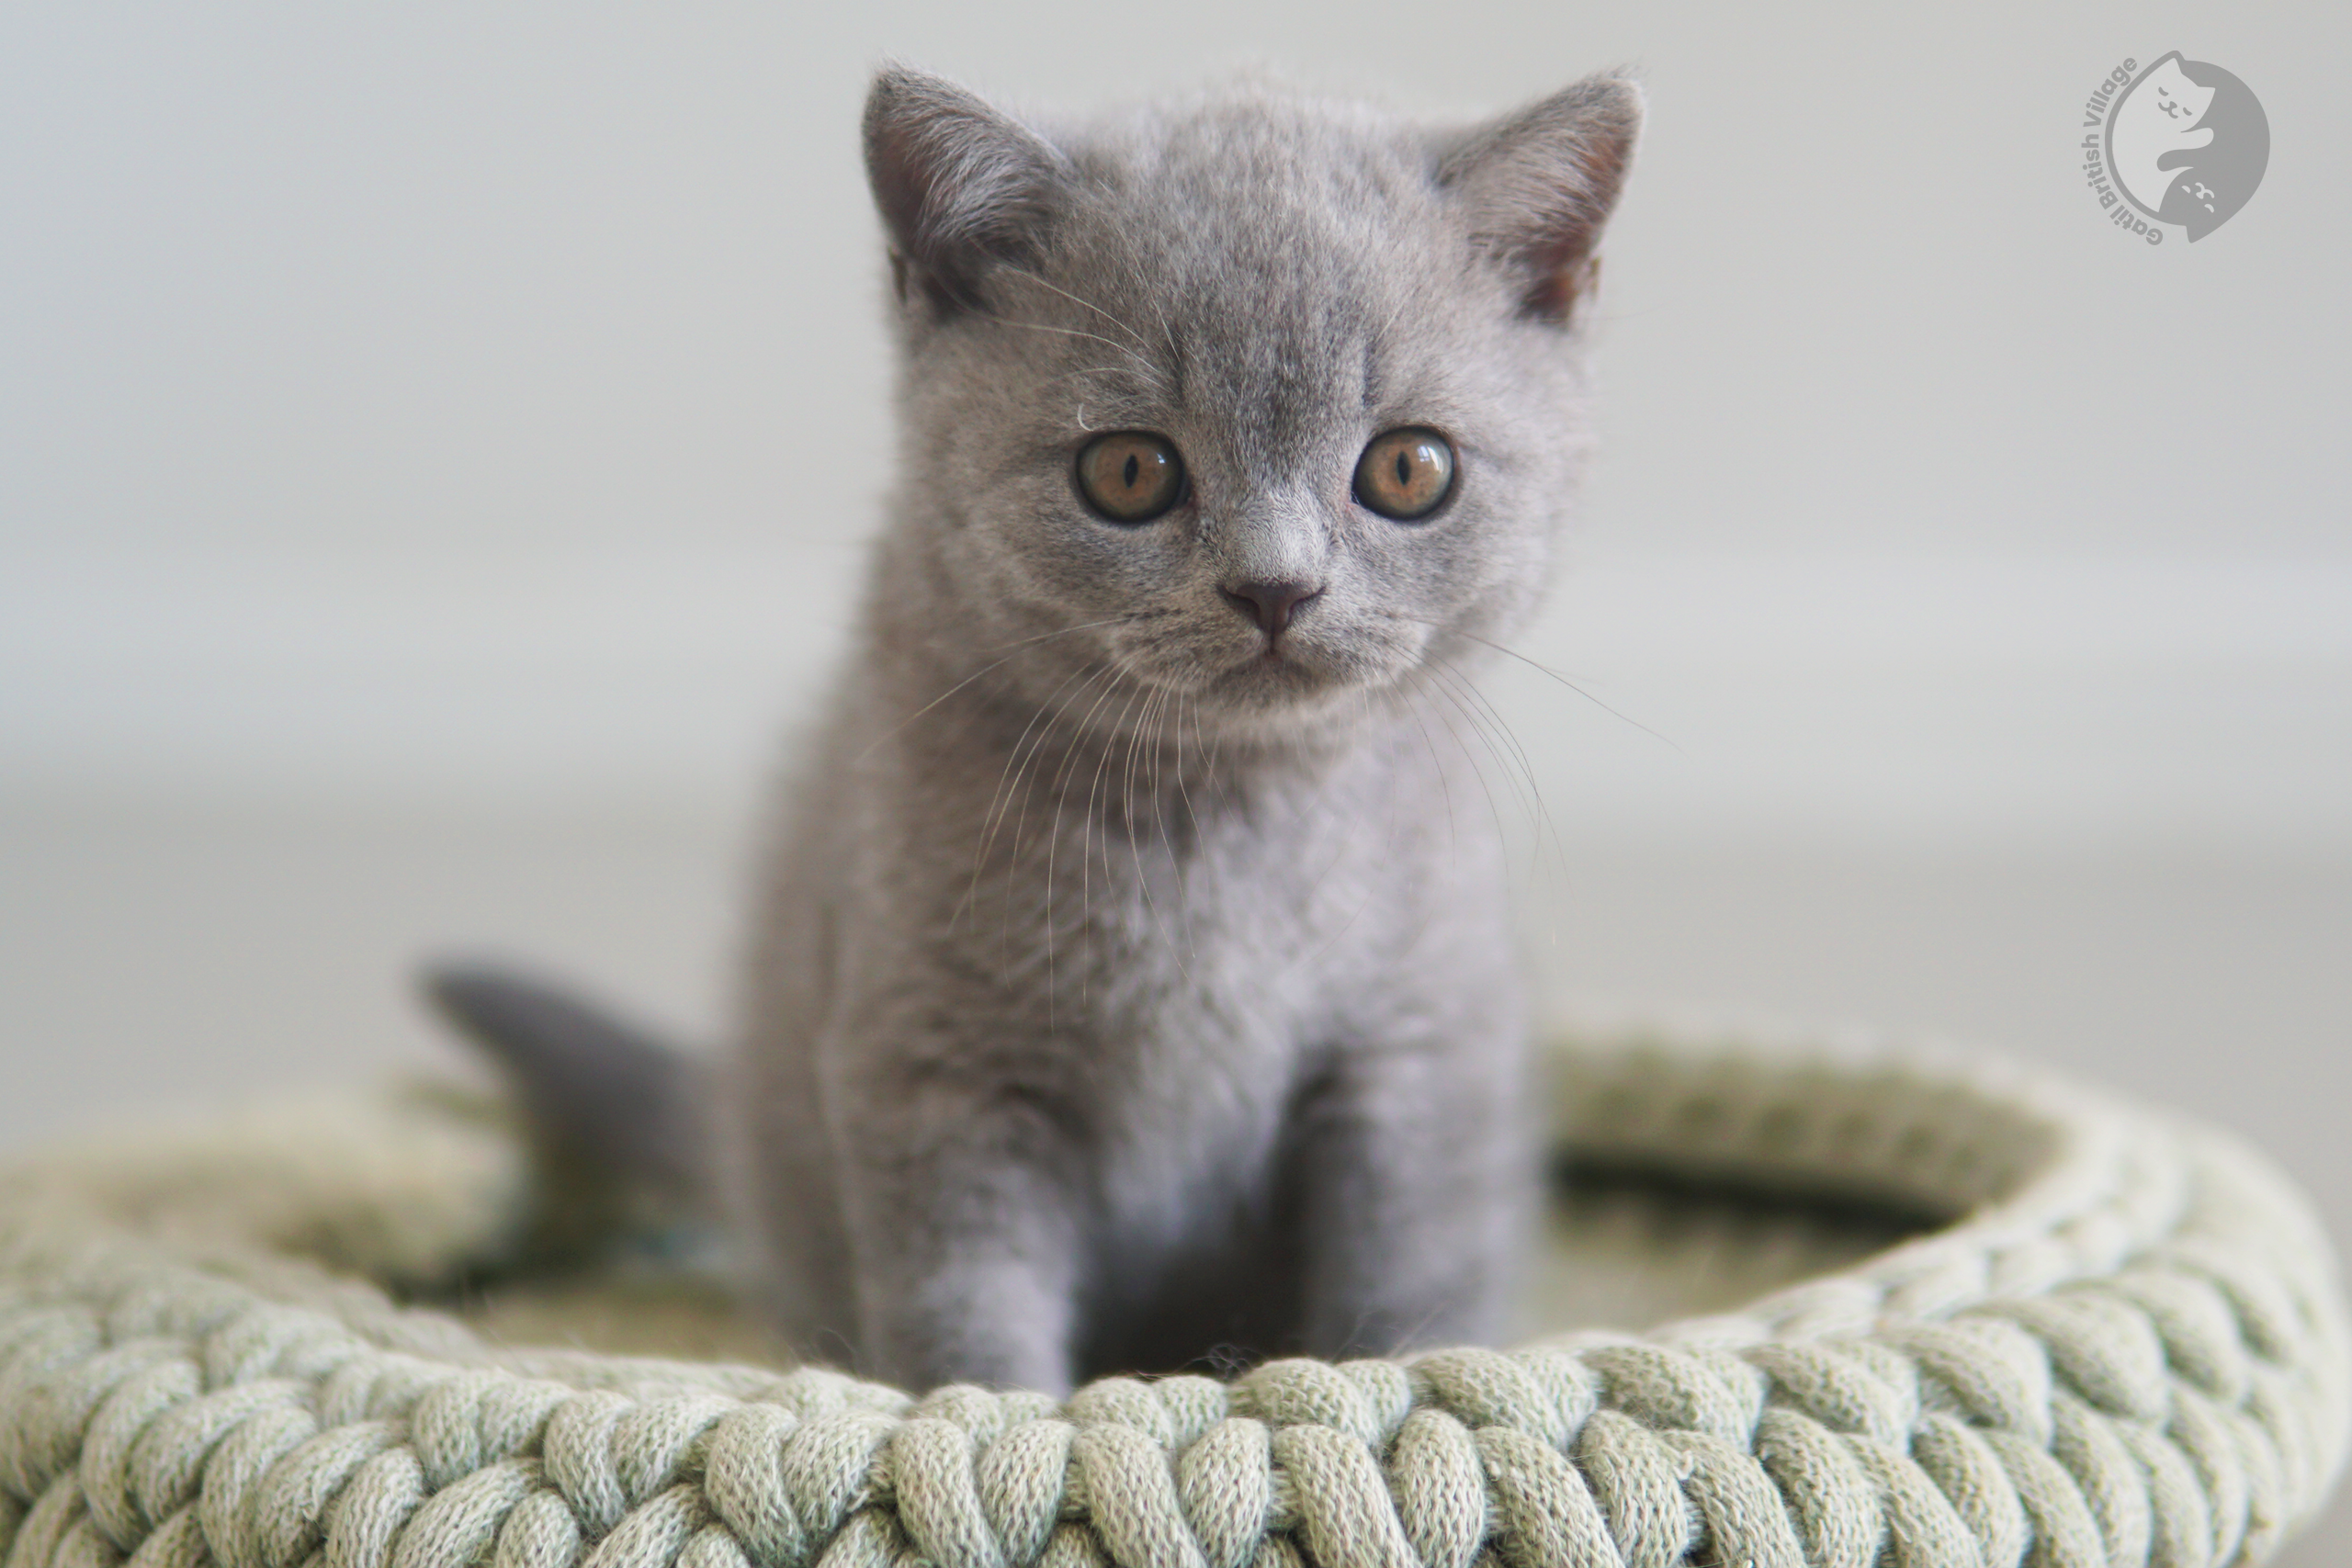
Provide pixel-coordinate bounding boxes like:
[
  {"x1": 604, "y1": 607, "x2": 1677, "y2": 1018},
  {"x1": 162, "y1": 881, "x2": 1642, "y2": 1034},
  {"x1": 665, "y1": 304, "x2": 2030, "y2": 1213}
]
[{"x1": 433, "y1": 62, "x2": 1639, "y2": 1397}]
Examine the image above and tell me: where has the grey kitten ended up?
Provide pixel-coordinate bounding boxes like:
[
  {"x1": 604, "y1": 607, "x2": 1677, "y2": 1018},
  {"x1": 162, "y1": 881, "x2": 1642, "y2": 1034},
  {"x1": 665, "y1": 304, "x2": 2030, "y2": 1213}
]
[{"x1": 433, "y1": 62, "x2": 1638, "y2": 1397}]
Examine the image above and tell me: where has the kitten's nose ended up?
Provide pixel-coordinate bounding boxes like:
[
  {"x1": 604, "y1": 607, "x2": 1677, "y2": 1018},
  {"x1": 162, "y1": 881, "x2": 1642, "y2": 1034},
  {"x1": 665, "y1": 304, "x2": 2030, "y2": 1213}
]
[{"x1": 1219, "y1": 580, "x2": 1323, "y2": 638}]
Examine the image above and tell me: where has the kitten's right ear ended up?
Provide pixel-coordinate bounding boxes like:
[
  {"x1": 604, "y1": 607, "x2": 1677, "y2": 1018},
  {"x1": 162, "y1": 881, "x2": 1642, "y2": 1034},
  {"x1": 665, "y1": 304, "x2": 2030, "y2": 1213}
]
[
  {"x1": 864, "y1": 64, "x2": 1069, "y2": 315},
  {"x1": 1436, "y1": 72, "x2": 1644, "y2": 325}
]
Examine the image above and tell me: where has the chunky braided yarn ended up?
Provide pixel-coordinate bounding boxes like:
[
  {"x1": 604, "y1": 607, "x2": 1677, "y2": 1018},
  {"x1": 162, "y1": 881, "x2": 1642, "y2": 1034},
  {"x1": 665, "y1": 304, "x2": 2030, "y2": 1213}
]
[{"x1": 1, "y1": 1034, "x2": 2345, "y2": 1568}]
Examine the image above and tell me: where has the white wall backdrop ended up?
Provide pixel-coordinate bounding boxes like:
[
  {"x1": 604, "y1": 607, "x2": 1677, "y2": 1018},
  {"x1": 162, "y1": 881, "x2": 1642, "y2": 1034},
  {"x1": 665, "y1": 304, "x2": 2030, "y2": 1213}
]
[{"x1": 5, "y1": 0, "x2": 2346, "y2": 840}]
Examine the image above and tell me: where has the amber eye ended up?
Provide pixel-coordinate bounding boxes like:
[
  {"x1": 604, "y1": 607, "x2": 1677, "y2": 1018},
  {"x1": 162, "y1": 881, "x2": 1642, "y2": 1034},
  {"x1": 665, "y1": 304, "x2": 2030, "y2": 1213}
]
[
  {"x1": 1076, "y1": 432, "x2": 1186, "y2": 523},
  {"x1": 1353, "y1": 427, "x2": 1456, "y2": 521}
]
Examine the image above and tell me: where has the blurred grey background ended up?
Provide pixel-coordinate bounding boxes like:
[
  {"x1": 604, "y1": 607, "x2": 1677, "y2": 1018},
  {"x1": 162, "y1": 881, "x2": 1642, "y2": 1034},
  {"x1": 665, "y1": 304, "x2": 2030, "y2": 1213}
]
[{"x1": 2, "y1": 0, "x2": 2346, "y2": 1545}]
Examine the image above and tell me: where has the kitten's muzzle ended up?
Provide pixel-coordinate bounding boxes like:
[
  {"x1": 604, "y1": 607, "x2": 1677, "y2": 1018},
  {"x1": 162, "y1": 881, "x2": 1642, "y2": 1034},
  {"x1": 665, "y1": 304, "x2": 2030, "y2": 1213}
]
[{"x1": 1218, "y1": 579, "x2": 1324, "y2": 640}]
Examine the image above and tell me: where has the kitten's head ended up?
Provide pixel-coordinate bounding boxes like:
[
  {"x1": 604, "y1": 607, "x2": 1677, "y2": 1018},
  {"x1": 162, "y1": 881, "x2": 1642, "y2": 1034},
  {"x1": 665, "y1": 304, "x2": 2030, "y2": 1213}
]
[{"x1": 863, "y1": 65, "x2": 1639, "y2": 745}]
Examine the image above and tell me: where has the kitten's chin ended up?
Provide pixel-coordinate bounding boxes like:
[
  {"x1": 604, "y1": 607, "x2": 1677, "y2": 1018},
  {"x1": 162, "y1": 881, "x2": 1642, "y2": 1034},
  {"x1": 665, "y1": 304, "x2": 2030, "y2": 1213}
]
[{"x1": 1162, "y1": 647, "x2": 1418, "y2": 737}]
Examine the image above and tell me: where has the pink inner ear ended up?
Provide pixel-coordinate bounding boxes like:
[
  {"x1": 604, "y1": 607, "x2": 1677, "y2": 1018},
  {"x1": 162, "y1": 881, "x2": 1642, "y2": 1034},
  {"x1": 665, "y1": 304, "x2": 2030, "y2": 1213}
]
[
  {"x1": 1501, "y1": 141, "x2": 1629, "y2": 322},
  {"x1": 1526, "y1": 255, "x2": 1600, "y2": 324},
  {"x1": 1440, "y1": 73, "x2": 1642, "y2": 325},
  {"x1": 865, "y1": 114, "x2": 936, "y2": 262}
]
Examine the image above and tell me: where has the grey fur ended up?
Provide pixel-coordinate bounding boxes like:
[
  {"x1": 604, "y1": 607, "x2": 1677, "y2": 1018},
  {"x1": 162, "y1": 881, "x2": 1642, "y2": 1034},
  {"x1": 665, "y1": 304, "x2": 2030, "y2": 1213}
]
[
  {"x1": 425, "y1": 962, "x2": 708, "y2": 1206},
  {"x1": 724, "y1": 65, "x2": 1641, "y2": 1395}
]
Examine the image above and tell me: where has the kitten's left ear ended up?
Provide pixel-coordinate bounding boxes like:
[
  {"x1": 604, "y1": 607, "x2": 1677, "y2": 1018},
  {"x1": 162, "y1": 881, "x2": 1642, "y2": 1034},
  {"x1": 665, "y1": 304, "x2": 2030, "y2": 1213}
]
[{"x1": 1436, "y1": 72, "x2": 1644, "y2": 324}]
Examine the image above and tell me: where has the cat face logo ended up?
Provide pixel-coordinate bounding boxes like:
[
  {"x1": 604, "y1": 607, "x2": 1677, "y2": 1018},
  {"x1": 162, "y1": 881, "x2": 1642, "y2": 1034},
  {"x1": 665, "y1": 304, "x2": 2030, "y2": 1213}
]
[{"x1": 2103, "y1": 53, "x2": 2269, "y2": 241}]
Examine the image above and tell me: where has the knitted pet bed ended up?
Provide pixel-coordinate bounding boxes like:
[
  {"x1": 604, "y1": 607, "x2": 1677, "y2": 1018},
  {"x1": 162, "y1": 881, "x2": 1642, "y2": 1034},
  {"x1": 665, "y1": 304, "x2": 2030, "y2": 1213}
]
[{"x1": 1, "y1": 1033, "x2": 2345, "y2": 1568}]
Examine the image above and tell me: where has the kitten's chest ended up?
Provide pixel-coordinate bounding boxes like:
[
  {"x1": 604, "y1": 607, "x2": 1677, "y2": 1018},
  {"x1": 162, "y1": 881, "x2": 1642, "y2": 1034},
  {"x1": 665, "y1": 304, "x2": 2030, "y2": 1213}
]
[
  {"x1": 886, "y1": 713, "x2": 1501, "y2": 1235},
  {"x1": 1057, "y1": 761, "x2": 1439, "y2": 1234}
]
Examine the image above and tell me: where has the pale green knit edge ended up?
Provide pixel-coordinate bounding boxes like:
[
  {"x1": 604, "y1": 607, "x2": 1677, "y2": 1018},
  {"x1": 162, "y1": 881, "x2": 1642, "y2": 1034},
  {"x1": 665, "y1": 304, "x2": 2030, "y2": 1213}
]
[{"x1": 0, "y1": 1033, "x2": 2345, "y2": 1568}]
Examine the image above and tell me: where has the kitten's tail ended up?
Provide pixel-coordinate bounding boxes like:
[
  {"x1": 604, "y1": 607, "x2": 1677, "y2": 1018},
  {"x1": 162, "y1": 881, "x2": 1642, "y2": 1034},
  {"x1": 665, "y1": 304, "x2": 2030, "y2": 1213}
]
[{"x1": 422, "y1": 960, "x2": 712, "y2": 1235}]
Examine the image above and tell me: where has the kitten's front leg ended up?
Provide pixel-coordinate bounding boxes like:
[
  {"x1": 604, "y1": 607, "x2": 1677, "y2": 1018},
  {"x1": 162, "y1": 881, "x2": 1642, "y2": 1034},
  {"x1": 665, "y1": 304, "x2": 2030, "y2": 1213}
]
[
  {"x1": 1288, "y1": 1034, "x2": 1529, "y2": 1359},
  {"x1": 830, "y1": 1055, "x2": 1089, "y2": 1394}
]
